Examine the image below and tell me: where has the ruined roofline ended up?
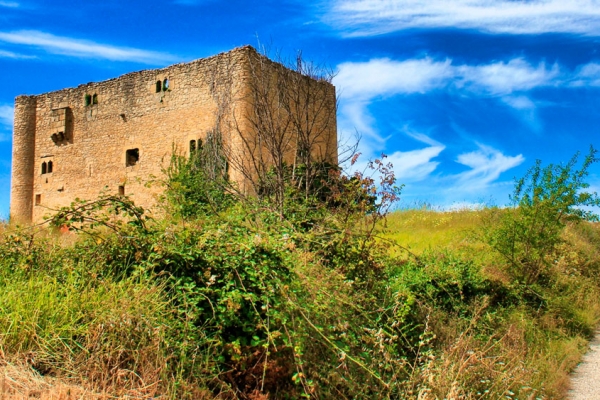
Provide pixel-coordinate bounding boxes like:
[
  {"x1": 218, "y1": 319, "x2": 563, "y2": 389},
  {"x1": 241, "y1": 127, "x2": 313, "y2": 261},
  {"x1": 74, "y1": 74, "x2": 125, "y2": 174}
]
[
  {"x1": 14, "y1": 45, "x2": 260, "y2": 100},
  {"x1": 14, "y1": 44, "x2": 334, "y2": 102}
]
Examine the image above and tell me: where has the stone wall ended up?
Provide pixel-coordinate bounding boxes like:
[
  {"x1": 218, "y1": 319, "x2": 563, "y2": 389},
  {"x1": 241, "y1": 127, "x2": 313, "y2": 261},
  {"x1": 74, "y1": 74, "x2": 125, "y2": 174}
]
[{"x1": 10, "y1": 46, "x2": 337, "y2": 223}]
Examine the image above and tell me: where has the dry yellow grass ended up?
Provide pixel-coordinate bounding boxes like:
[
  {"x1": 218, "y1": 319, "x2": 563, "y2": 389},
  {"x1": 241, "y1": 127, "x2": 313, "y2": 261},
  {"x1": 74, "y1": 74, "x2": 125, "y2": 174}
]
[{"x1": 0, "y1": 360, "x2": 109, "y2": 400}]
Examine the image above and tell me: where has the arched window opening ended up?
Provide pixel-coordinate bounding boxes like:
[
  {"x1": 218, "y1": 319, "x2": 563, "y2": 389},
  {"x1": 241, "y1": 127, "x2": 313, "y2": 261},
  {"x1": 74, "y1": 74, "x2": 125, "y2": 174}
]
[
  {"x1": 84, "y1": 94, "x2": 92, "y2": 106},
  {"x1": 163, "y1": 78, "x2": 169, "y2": 91},
  {"x1": 41, "y1": 162, "x2": 47, "y2": 175},
  {"x1": 190, "y1": 140, "x2": 196, "y2": 153},
  {"x1": 92, "y1": 94, "x2": 98, "y2": 104},
  {"x1": 197, "y1": 138, "x2": 203, "y2": 150},
  {"x1": 47, "y1": 161, "x2": 53, "y2": 173},
  {"x1": 118, "y1": 185, "x2": 125, "y2": 196},
  {"x1": 155, "y1": 80, "x2": 162, "y2": 93}
]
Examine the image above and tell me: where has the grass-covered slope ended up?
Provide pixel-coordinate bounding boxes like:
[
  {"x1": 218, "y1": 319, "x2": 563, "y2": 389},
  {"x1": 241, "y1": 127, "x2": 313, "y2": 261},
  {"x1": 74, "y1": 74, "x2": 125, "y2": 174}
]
[{"x1": 1, "y1": 149, "x2": 600, "y2": 399}]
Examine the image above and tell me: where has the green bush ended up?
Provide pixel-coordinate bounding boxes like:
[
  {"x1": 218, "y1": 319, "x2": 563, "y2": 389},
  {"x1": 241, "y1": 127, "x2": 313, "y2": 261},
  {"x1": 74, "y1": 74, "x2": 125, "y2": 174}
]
[
  {"x1": 482, "y1": 147, "x2": 600, "y2": 284},
  {"x1": 163, "y1": 133, "x2": 232, "y2": 218}
]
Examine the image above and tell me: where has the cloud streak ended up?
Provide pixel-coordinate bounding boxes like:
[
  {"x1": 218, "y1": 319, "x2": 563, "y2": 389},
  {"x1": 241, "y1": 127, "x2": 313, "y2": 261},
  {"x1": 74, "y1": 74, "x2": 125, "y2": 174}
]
[
  {"x1": 325, "y1": 0, "x2": 600, "y2": 37},
  {"x1": 0, "y1": 30, "x2": 179, "y2": 64},
  {"x1": 0, "y1": 1, "x2": 18, "y2": 7},
  {"x1": 334, "y1": 57, "x2": 560, "y2": 101},
  {"x1": 0, "y1": 105, "x2": 13, "y2": 142},
  {"x1": 0, "y1": 105, "x2": 13, "y2": 128},
  {"x1": 347, "y1": 129, "x2": 445, "y2": 185},
  {"x1": 385, "y1": 132, "x2": 445, "y2": 182},
  {"x1": 572, "y1": 63, "x2": 600, "y2": 87},
  {"x1": 335, "y1": 57, "x2": 454, "y2": 100},
  {"x1": 454, "y1": 144, "x2": 525, "y2": 190},
  {"x1": 0, "y1": 49, "x2": 34, "y2": 59}
]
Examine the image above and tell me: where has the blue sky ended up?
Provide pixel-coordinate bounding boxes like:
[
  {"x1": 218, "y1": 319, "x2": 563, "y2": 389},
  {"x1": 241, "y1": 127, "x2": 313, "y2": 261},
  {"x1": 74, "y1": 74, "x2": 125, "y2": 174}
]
[{"x1": 2, "y1": 0, "x2": 600, "y2": 216}]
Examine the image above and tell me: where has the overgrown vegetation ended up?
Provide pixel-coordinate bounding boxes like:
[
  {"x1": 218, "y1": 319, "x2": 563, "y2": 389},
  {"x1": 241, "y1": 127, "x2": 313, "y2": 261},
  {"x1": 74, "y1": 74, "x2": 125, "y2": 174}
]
[{"x1": 1, "y1": 147, "x2": 600, "y2": 399}]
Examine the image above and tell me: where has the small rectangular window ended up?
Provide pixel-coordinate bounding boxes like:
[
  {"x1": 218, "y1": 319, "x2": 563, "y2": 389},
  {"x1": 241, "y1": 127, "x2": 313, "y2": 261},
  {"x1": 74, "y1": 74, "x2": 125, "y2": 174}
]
[
  {"x1": 118, "y1": 185, "x2": 125, "y2": 196},
  {"x1": 126, "y1": 148, "x2": 139, "y2": 166},
  {"x1": 35, "y1": 194, "x2": 41, "y2": 205},
  {"x1": 190, "y1": 140, "x2": 196, "y2": 153}
]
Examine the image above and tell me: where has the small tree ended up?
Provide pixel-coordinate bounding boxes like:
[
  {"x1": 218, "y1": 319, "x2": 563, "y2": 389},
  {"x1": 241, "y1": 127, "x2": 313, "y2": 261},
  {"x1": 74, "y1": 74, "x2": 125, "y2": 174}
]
[
  {"x1": 482, "y1": 146, "x2": 600, "y2": 284},
  {"x1": 205, "y1": 46, "x2": 338, "y2": 214}
]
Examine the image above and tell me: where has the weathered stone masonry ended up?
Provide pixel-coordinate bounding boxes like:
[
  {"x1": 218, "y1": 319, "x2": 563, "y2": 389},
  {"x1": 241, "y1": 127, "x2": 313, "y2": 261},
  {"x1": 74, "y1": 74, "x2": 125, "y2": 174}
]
[{"x1": 10, "y1": 46, "x2": 338, "y2": 223}]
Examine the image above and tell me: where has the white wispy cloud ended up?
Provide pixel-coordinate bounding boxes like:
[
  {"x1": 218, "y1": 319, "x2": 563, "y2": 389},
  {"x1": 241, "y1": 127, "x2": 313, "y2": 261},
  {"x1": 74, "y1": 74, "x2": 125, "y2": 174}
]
[
  {"x1": 572, "y1": 63, "x2": 600, "y2": 87},
  {"x1": 335, "y1": 57, "x2": 453, "y2": 100},
  {"x1": 501, "y1": 95, "x2": 543, "y2": 132},
  {"x1": 454, "y1": 144, "x2": 525, "y2": 190},
  {"x1": 0, "y1": 1, "x2": 19, "y2": 7},
  {"x1": 456, "y1": 59, "x2": 560, "y2": 95},
  {"x1": 334, "y1": 57, "x2": 559, "y2": 100},
  {"x1": 0, "y1": 105, "x2": 13, "y2": 128},
  {"x1": 501, "y1": 95, "x2": 536, "y2": 110},
  {"x1": 345, "y1": 124, "x2": 445, "y2": 186},
  {"x1": 325, "y1": 0, "x2": 600, "y2": 37},
  {"x1": 385, "y1": 134, "x2": 445, "y2": 182},
  {"x1": 396, "y1": 142, "x2": 524, "y2": 208},
  {"x1": 0, "y1": 105, "x2": 13, "y2": 142},
  {"x1": 0, "y1": 49, "x2": 34, "y2": 59},
  {"x1": 0, "y1": 30, "x2": 179, "y2": 64}
]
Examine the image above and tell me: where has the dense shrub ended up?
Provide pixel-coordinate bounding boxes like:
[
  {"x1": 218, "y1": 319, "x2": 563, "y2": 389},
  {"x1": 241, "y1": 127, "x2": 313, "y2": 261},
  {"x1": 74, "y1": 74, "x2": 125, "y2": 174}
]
[{"x1": 1, "y1": 149, "x2": 599, "y2": 398}]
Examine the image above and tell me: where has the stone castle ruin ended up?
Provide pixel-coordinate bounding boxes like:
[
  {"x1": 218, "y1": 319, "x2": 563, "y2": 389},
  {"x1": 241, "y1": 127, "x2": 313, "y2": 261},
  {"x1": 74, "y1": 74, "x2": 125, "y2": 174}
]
[{"x1": 10, "y1": 46, "x2": 338, "y2": 223}]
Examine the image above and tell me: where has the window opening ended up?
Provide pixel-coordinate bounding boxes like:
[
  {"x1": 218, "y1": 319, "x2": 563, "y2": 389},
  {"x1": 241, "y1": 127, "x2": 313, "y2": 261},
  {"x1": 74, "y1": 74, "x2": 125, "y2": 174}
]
[
  {"x1": 118, "y1": 185, "x2": 125, "y2": 196},
  {"x1": 47, "y1": 161, "x2": 53, "y2": 173},
  {"x1": 92, "y1": 94, "x2": 98, "y2": 104},
  {"x1": 163, "y1": 78, "x2": 169, "y2": 91},
  {"x1": 126, "y1": 148, "x2": 139, "y2": 166},
  {"x1": 35, "y1": 194, "x2": 41, "y2": 205},
  {"x1": 156, "y1": 80, "x2": 162, "y2": 93},
  {"x1": 84, "y1": 94, "x2": 91, "y2": 106},
  {"x1": 190, "y1": 140, "x2": 196, "y2": 153},
  {"x1": 41, "y1": 162, "x2": 47, "y2": 175}
]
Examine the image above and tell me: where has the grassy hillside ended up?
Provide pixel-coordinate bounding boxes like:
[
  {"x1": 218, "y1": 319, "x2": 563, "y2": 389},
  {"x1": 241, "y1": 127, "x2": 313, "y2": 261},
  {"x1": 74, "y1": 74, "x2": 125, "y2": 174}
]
[{"x1": 1, "y1": 151, "x2": 600, "y2": 399}]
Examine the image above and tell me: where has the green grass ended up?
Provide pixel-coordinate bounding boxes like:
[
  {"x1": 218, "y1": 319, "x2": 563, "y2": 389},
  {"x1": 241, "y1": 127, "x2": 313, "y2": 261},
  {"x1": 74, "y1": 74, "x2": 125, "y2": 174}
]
[{"x1": 381, "y1": 209, "x2": 485, "y2": 257}]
